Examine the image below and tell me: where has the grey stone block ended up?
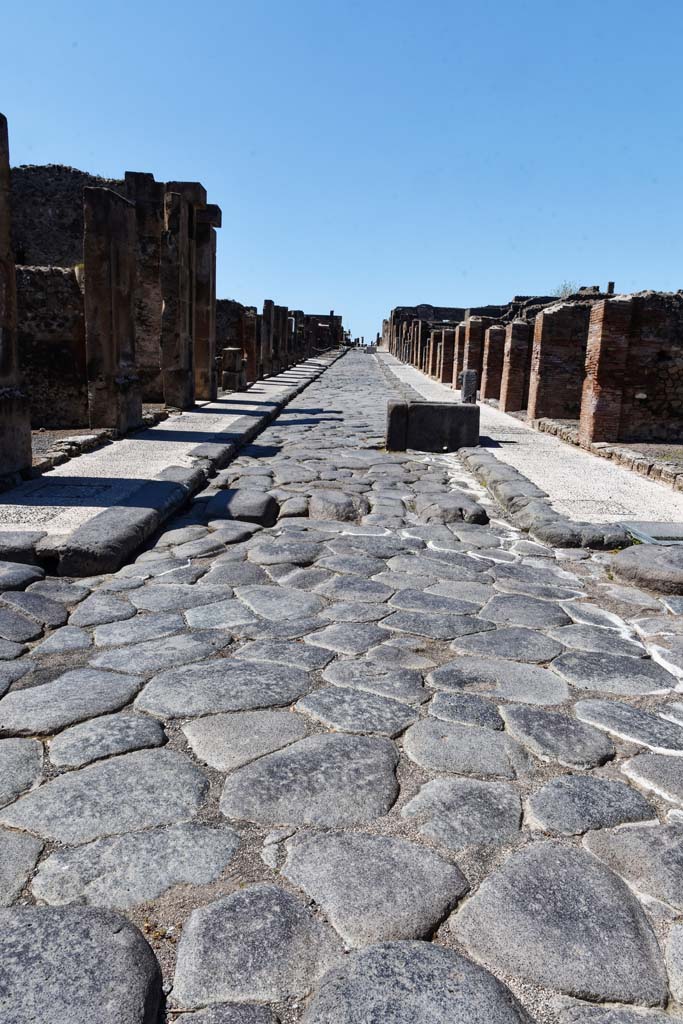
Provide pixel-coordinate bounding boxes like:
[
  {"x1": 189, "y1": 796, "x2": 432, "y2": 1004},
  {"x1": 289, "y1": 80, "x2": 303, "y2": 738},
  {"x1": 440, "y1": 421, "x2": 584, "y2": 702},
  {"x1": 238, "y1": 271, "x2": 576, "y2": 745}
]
[{"x1": 386, "y1": 401, "x2": 480, "y2": 452}]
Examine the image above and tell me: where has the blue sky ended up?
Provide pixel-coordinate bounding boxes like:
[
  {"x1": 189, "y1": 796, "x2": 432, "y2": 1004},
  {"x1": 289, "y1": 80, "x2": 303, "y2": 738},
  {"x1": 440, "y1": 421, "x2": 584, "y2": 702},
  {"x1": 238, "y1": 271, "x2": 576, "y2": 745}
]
[{"x1": 2, "y1": 0, "x2": 681, "y2": 341}]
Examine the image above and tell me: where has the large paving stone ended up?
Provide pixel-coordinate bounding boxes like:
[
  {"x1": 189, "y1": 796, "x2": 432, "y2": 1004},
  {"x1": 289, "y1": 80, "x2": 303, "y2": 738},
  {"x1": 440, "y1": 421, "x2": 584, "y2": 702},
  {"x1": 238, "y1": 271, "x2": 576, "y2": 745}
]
[
  {"x1": 235, "y1": 584, "x2": 324, "y2": 620},
  {"x1": 549, "y1": 624, "x2": 645, "y2": 658},
  {"x1": 319, "y1": 600, "x2": 389, "y2": 622},
  {"x1": 184, "y1": 599, "x2": 258, "y2": 631},
  {"x1": 0, "y1": 827, "x2": 42, "y2": 904},
  {"x1": 282, "y1": 832, "x2": 468, "y2": 944},
  {"x1": 0, "y1": 906, "x2": 161, "y2": 1023},
  {"x1": 501, "y1": 705, "x2": 615, "y2": 768},
  {"x1": 183, "y1": 710, "x2": 308, "y2": 771},
  {"x1": 666, "y1": 923, "x2": 683, "y2": 1003},
  {"x1": 403, "y1": 719, "x2": 529, "y2": 778},
  {"x1": 622, "y1": 751, "x2": 683, "y2": 805},
  {"x1": 552, "y1": 651, "x2": 674, "y2": 696},
  {"x1": 0, "y1": 560, "x2": 44, "y2": 590},
  {"x1": 93, "y1": 611, "x2": 185, "y2": 646},
  {"x1": 304, "y1": 622, "x2": 389, "y2": 654},
  {"x1": 32, "y1": 624, "x2": 92, "y2": 656},
  {"x1": 428, "y1": 691, "x2": 504, "y2": 729},
  {"x1": 453, "y1": 626, "x2": 564, "y2": 663},
  {"x1": 32, "y1": 822, "x2": 239, "y2": 909},
  {"x1": 0, "y1": 749, "x2": 207, "y2": 843},
  {"x1": 528, "y1": 775, "x2": 655, "y2": 835},
  {"x1": 483, "y1": 594, "x2": 571, "y2": 628},
  {"x1": 180, "y1": 1006, "x2": 276, "y2": 1024},
  {"x1": 90, "y1": 632, "x2": 228, "y2": 673},
  {"x1": 613, "y1": 544, "x2": 683, "y2": 594},
  {"x1": 317, "y1": 553, "x2": 386, "y2": 576},
  {"x1": 301, "y1": 941, "x2": 534, "y2": 1024},
  {"x1": 322, "y1": 659, "x2": 428, "y2": 704},
  {"x1": 173, "y1": 883, "x2": 343, "y2": 1006},
  {"x1": 388, "y1": 587, "x2": 480, "y2": 615},
  {"x1": 137, "y1": 659, "x2": 311, "y2": 718},
  {"x1": 402, "y1": 777, "x2": 521, "y2": 851},
  {"x1": 452, "y1": 842, "x2": 668, "y2": 1005},
  {"x1": 248, "y1": 539, "x2": 323, "y2": 566},
  {"x1": 0, "y1": 668, "x2": 143, "y2": 736},
  {"x1": 380, "y1": 609, "x2": 494, "y2": 640},
  {"x1": 0, "y1": 636, "x2": 26, "y2": 660},
  {"x1": 245, "y1": 614, "x2": 326, "y2": 640},
  {"x1": 130, "y1": 584, "x2": 232, "y2": 612},
  {"x1": 315, "y1": 575, "x2": 394, "y2": 604},
  {"x1": 220, "y1": 734, "x2": 398, "y2": 826},
  {"x1": 0, "y1": 606, "x2": 43, "y2": 642},
  {"x1": 69, "y1": 593, "x2": 136, "y2": 627},
  {"x1": 0, "y1": 737, "x2": 42, "y2": 807},
  {"x1": 49, "y1": 712, "x2": 165, "y2": 768},
  {"x1": 575, "y1": 699, "x2": 683, "y2": 752},
  {"x1": 427, "y1": 656, "x2": 569, "y2": 705},
  {"x1": 233, "y1": 639, "x2": 333, "y2": 669},
  {"x1": 557, "y1": 1004, "x2": 674, "y2": 1024},
  {"x1": 199, "y1": 562, "x2": 268, "y2": 586},
  {"x1": 585, "y1": 822, "x2": 683, "y2": 910},
  {"x1": 2, "y1": 591, "x2": 68, "y2": 628},
  {"x1": 296, "y1": 686, "x2": 416, "y2": 736},
  {"x1": 207, "y1": 488, "x2": 279, "y2": 526}
]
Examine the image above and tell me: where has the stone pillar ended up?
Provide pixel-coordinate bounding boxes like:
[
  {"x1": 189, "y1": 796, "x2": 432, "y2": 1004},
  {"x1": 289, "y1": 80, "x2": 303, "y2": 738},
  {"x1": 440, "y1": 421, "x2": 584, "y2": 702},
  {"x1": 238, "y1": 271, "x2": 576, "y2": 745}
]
[
  {"x1": 427, "y1": 331, "x2": 440, "y2": 377},
  {"x1": 480, "y1": 324, "x2": 506, "y2": 400},
  {"x1": 440, "y1": 329, "x2": 455, "y2": 384},
  {"x1": 243, "y1": 307, "x2": 259, "y2": 382},
  {"x1": 160, "y1": 192, "x2": 194, "y2": 408},
  {"x1": 462, "y1": 317, "x2": 486, "y2": 377},
  {"x1": 452, "y1": 323, "x2": 467, "y2": 388},
  {"x1": 499, "y1": 320, "x2": 531, "y2": 412},
  {"x1": 527, "y1": 303, "x2": 591, "y2": 420},
  {"x1": 260, "y1": 300, "x2": 275, "y2": 377},
  {"x1": 124, "y1": 172, "x2": 165, "y2": 403},
  {"x1": 221, "y1": 347, "x2": 247, "y2": 392},
  {"x1": 579, "y1": 297, "x2": 633, "y2": 445},
  {"x1": 194, "y1": 205, "x2": 221, "y2": 401},
  {"x1": 0, "y1": 114, "x2": 31, "y2": 476},
  {"x1": 83, "y1": 187, "x2": 142, "y2": 433},
  {"x1": 461, "y1": 370, "x2": 478, "y2": 404}
]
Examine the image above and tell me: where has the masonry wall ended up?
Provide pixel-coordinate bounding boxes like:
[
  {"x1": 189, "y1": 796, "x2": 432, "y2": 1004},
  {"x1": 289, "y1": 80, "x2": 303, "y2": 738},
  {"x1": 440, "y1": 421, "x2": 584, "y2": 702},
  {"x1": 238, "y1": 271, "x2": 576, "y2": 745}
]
[{"x1": 527, "y1": 302, "x2": 591, "y2": 420}]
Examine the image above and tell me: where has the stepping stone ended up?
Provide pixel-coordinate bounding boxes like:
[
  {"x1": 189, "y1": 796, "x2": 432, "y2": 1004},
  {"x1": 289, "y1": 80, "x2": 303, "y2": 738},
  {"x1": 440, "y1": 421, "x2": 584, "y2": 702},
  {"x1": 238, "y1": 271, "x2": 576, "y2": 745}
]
[
  {"x1": 0, "y1": 668, "x2": 143, "y2": 736},
  {"x1": 452, "y1": 842, "x2": 667, "y2": 1005},
  {"x1": 483, "y1": 594, "x2": 571, "y2": 628},
  {"x1": 403, "y1": 719, "x2": 529, "y2": 778},
  {"x1": 623, "y1": 752, "x2": 683, "y2": 805},
  {"x1": 402, "y1": 777, "x2": 521, "y2": 851},
  {"x1": 453, "y1": 626, "x2": 564, "y2": 663},
  {"x1": 501, "y1": 705, "x2": 615, "y2": 768},
  {"x1": 248, "y1": 540, "x2": 323, "y2": 566},
  {"x1": 137, "y1": 659, "x2": 311, "y2": 718},
  {"x1": 183, "y1": 710, "x2": 308, "y2": 771},
  {"x1": 575, "y1": 699, "x2": 683, "y2": 752},
  {"x1": 282, "y1": 832, "x2": 468, "y2": 945},
  {"x1": 0, "y1": 561, "x2": 44, "y2": 591},
  {"x1": 427, "y1": 656, "x2": 569, "y2": 705},
  {"x1": 304, "y1": 622, "x2": 388, "y2": 655},
  {"x1": 0, "y1": 738, "x2": 42, "y2": 807},
  {"x1": 173, "y1": 884, "x2": 343, "y2": 1006},
  {"x1": 388, "y1": 588, "x2": 480, "y2": 615},
  {"x1": 94, "y1": 611, "x2": 184, "y2": 646},
  {"x1": 322, "y1": 659, "x2": 427, "y2": 704},
  {"x1": 184, "y1": 599, "x2": 257, "y2": 631},
  {"x1": 236, "y1": 585, "x2": 324, "y2": 620},
  {"x1": 91, "y1": 632, "x2": 228, "y2": 673},
  {"x1": 585, "y1": 822, "x2": 683, "y2": 910},
  {"x1": 428, "y1": 691, "x2": 503, "y2": 729},
  {"x1": 234, "y1": 639, "x2": 333, "y2": 670},
  {"x1": 0, "y1": 607, "x2": 43, "y2": 642},
  {"x1": 558, "y1": 1005, "x2": 673, "y2": 1024},
  {"x1": 380, "y1": 610, "x2": 494, "y2": 640},
  {"x1": 613, "y1": 544, "x2": 683, "y2": 594},
  {"x1": 130, "y1": 584, "x2": 232, "y2": 612},
  {"x1": 301, "y1": 941, "x2": 534, "y2": 1024},
  {"x1": 0, "y1": 828, "x2": 42, "y2": 905},
  {"x1": 32, "y1": 625, "x2": 92, "y2": 656},
  {"x1": 319, "y1": 601, "x2": 390, "y2": 622},
  {"x1": 528, "y1": 775, "x2": 655, "y2": 835},
  {"x1": 32, "y1": 822, "x2": 239, "y2": 909},
  {"x1": 1, "y1": 591, "x2": 68, "y2": 628},
  {"x1": 552, "y1": 652, "x2": 674, "y2": 696},
  {"x1": 69, "y1": 593, "x2": 135, "y2": 627},
  {"x1": 49, "y1": 712, "x2": 165, "y2": 768},
  {"x1": 0, "y1": 748, "x2": 207, "y2": 844},
  {"x1": 314, "y1": 576, "x2": 394, "y2": 604},
  {"x1": 220, "y1": 734, "x2": 398, "y2": 826},
  {"x1": 549, "y1": 625, "x2": 645, "y2": 658},
  {"x1": 206, "y1": 489, "x2": 279, "y2": 527},
  {"x1": 296, "y1": 687, "x2": 416, "y2": 737}
]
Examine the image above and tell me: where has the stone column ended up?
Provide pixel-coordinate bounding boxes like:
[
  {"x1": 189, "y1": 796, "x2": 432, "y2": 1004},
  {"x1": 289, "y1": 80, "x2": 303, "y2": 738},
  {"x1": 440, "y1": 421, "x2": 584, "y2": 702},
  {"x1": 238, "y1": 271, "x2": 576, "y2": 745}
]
[
  {"x1": 160, "y1": 192, "x2": 194, "y2": 408},
  {"x1": 462, "y1": 317, "x2": 486, "y2": 377},
  {"x1": 243, "y1": 307, "x2": 259, "y2": 382},
  {"x1": 452, "y1": 323, "x2": 467, "y2": 388},
  {"x1": 124, "y1": 172, "x2": 165, "y2": 402},
  {"x1": 194, "y1": 204, "x2": 221, "y2": 401},
  {"x1": 260, "y1": 300, "x2": 275, "y2": 377},
  {"x1": 579, "y1": 297, "x2": 633, "y2": 445},
  {"x1": 440, "y1": 329, "x2": 455, "y2": 384},
  {"x1": 499, "y1": 320, "x2": 531, "y2": 412},
  {"x1": 428, "y1": 331, "x2": 439, "y2": 377},
  {"x1": 0, "y1": 114, "x2": 31, "y2": 476},
  {"x1": 481, "y1": 325, "x2": 506, "y2": 400},
  {"x1": 83, "y1": 186, "x2": 142, "y2": 433},
  {"x1": 527, "y1": 303, "x2": 591, "y2": 420}
]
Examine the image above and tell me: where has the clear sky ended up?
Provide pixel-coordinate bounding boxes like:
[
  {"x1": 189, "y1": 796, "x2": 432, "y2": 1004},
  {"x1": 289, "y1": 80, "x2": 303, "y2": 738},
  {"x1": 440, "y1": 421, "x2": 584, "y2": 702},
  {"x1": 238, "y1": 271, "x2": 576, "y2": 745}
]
[{"x1": 2, "y1": 0, "x2": 681, "y2": 341}]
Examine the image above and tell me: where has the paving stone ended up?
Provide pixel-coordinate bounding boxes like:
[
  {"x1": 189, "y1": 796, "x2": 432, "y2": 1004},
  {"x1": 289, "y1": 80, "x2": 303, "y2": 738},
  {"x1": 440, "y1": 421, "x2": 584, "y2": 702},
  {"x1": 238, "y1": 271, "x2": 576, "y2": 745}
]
[
  {"x1": 245, "y1": 615, "x2": 326, "y2": 640},
  {"x1": 248, "y1": 539, "x2": 323, "y2": 566},
  {"x1": 206, "y1": 520, "x2": 260, "y2": 544},
  {"x1": 575, "y1": 699, "x2": 683, "y2": 752},
  {"x1": 315, "y1": 575, "x2": 394, "y2": 603},
  {"x1": 94, "y1": 611, "x2": 185, "y2": 646},
  {"x1": 172, "y1": 536, "x2": 227, "y2": 560},
  {"x1": 452, "y1": 842, "x2": 668, "y2": 1005},
  {"x1": 402, "y1": 777, "x2": 521, "y2": 851},
  {"x1": 317, "y1": 553, "x2": 386, "y2": 576},
  {"x1": 366, "y1": 639, "x2": 435, "y2": 669},
  {"x1": 184, "y1": 599, "x2": 258, "y2": 630},
  {"x1": 528, "y1": 775, "x2": 655, "y2": 835},
  {"x1": 234, "y1": 639, "x2": 333, "y2": 669},
  {"x1": 31, "y1": 624, "x2": 92, "y2": 655},
  {"x1": 26, "y1": 579, "x2": 90, "y2": 604},
  {"x1": 32, "y1": 822, "x2": 239, "y2": 909},
  {"x1": 309, "y1": 489, "x2": 366, "y2": 520},
  {"x1": 183, "y1": 710, "x2": 308, "y2": 771},
  {"x1": 483, "y1": 594, "x2": 571, "y2": 628},
  {"x1": 136, "y1": 659, "x2": 312, "y2": 718},
  {"x1": 219, "y1": 734, "x2": 399, "y2": 826},
  {"x1": 236, "y1": 584, "x2": 324, "y2": 620},
  {"x1": 328, "y1": 536, "x2": 421, "y2": 559},
  {"x1": 0, "y1": 659, "x2": 30, "y2": 698},
  {"x1": 372, "y1": 570, "x2": 439, "y2": 591},
  {"x1": 282, "y1": 567, "x2": 333, "y2": 590},
  {"x1": 296, "y1": 686, "x2": 416, "y2": 736},
  {"x1": 0, "y1": 606, "x2": 43, "y2": 642},
  {"x1": 282, "y1": 832, "x2": 468, "y2": 944},
  {"x1": 0, "y1": 738, "x2": 42, "y2": 807},
  {"x1": 0, "y1": 560, "x2": 44, "y2": 591},
  {"x1": 0, "y1": 749, "x2": 207, "y2": 843},
  {"x1": 1, "y1": 591, "x2": 68, "y2": 628},
  {"x1": 428, "y1": 691, "x2": 504, "y2": 729},
  {"x1": 304, "y1": 621, "x2": 389, "y2": 654},
  {"x1": 622, "y1": 752, "x2": 683, "y2": 805},
  {"x1": 322, "y1": 659, "x2": 428, "y2": 704},
  {"x1": 301, "y1": 941, "x2": 534, "y2": 1024},
  {"x1": 155, "y1": 524, "x2": 209, "y2": 547},
  {"x1": 427, "y1": 656, "x2": 569, "y2": 705},
  {"x1": 207, "y1": 488, "x2": 279, "y2": 527},
  {"x1": 387, "y1": 554, "x2": 488, "y2": 582},
  {"x1": 0, "y1": 668, "x2": 143, "y2": 736},
  {"x1": 49, "y1": 712, "x2": 165, "y2": 768},
  {"x1": 90, "y1": 631, "x2": 228, "y2": 673},
  {"x1": 501, "y1": 705, "x2": 615, "y2": 768},
  {"x1": 585, "y1": 821, "x2": 683, "y2": 910},
  {"x1": 549, "y1": 624, "x2": 646, "y2": 658},
  {"x1": 130, "y1": 583, "x2": 234, "y2": 612},
  {"x1": 173, "y1": 884, "x2": 343, "y2": 1006},
  {"x1": 199, "y1": 562, "x2": 268, "y2": 586},
  {"x1": 403, "y1": 719, "x2": 529, "y2": 778},
  {"x1": 319, "y1": 601, "x2": 390, "y2": 622},
  {"x1": 0, "y1": 828, "x2": 43, "y2": 904},
  {"x1": 380, "y1": 609, "x2": 494, "y2": 640},
  {"x1": 613, "y1": 544, "x2": 683, "y2": 594},
  {"x1": 0, "y1": 636, "x2": 25, "y2": 659},
  {"x1": 551, "y1": 651, "x2": 674, "y2": 696},
  {"x1": 68, "y1": 592, "x2": 135, "y2": 627},
  {"x1": 452, "y1": 626, "x2": 564, "y2": 663},
  {"x1": 557, "y1": 1003, "x2": 673, "y2": 1024},
  {"x1": 495, "y1": 578, "x2": 585, "y2": 601},
  {"x1": 666, "y1": 923, "x2": 683, "y2": 1003},
  {"x1": 425, "y1": 579, "x2": 496, "y2": 605},
  {"x1": 388, "y1": 587, "x2": 481, "y2": 615}
]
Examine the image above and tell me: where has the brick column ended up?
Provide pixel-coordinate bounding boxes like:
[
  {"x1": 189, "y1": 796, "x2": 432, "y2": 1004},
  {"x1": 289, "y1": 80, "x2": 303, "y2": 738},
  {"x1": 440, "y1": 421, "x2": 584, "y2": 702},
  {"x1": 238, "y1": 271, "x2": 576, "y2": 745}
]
[
  {"x1": 481, "y1": 324, "x2": 506, "y2": 400},
  {"x1": 579, "y1": 297, "x2": 633, "y2": 445},
  {"x1": 452, "y1": 323, "x2": 467, "y2": 388},
  {"x1": 160, "y1": 192, "x2": 194, "y2": 408},
  {"x1": 499, "y1": 320, "x2": 531, "y2": 412},
  {"x1": 440, "y1": 329, "x2": 455, "y2": 383},
  {"x1": 194, "y1": 205, "x2": 221, "y2": 400},
  {"x1": 260, "y1": 300, "x2": 275, "y2": 377},
  {"x1": 462, "y1": 317, "x2": 486, "y2": 376},
  {"x1": 428, "y1": 330, "x2": 439, "y2": 377},
  {"x1": 527, "y1": 303, "x2": 591, "y2": 420},
  {"x1": 124, "y1": 172, "x2": 165, "y2": 403}
]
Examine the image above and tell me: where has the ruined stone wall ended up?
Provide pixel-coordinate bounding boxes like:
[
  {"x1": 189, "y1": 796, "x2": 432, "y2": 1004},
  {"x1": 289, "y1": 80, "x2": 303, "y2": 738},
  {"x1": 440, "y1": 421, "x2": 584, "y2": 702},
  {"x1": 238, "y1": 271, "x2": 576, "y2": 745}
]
[{"x1": 527, "y1": 302, "x2": 592, "y2": 420}]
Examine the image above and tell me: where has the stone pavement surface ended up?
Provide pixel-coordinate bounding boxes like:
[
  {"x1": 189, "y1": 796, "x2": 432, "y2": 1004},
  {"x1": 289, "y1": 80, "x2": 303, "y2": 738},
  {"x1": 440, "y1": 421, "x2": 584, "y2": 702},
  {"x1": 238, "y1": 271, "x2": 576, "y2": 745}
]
[
  {"x1": 3, "y1": 350, "x2": 683, "y2": 1021},
  {"x1": 380, "y1": 352, "x2": 683, "y2": 525}
]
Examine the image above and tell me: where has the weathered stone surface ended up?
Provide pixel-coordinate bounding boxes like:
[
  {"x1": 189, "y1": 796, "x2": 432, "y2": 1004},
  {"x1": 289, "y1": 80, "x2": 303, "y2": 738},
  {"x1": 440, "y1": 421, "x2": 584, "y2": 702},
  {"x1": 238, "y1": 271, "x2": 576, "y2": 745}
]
[
  {"x1": 246, "y1": 614, "x2": 325, "y2": 640},
  {"x1": 0, "y1": 637, "x2": 25, "y2": 659},
  {"x1": 93, "y1": 611, "x2": 184, "y2": 646},
  {"x1": 403, "y1": 719, "x2": 529, "y2": 778},
  {"x1": 49, "y1": 712, "x2": 165, "y2": 767},
  {"x1": 388, "y1": 587, "x2": 480, "y2": 614},
  {"x1": 550, "y1": 624, "x2": 645, "y2": 658},
  {"x1": 206, "y1": 488, "x2": 279, "y2": 526},
  {"x1": 501, "y1": 705, "x2": 615, "y2": 768},
  {"x1": 623, "y1": 751, "x2": 683, "y2": 805},
  {"x1": 585, "y1": 822, "x2": 683, "y2": 910},
  {"x1": 32, "y1": 822, "x2": 239, "y2": 909},
  {"x1": 282, "y1": 832, "x2": 468, "y2": 944},
  {"x1": 173, "y1": 884, "x2": 343, "y2": 1006},
  {"x1": 2, "y1": 591, "x2": 68, "y2": 627},
  {"x1": 0, "y1": 906, "x2": 161, "y2": 1023},
  {"x1": 528, "y1": 775, "x2": 654, "y2": 835},
  {"x1": 0, "y1": 660, "x2": 28, "y2": 697},
  {"x1": 575, "y1": 699, "x2": 683, "y2": 752},
  {"x1": 402, "y1": 777, "x2": 521, "y2": 851},
  {"x1": 319, "y1": 601, "x2": 389, "y2": 622},
  {"x1": 91, "y1": 632, "x2": 228, "y2": 673},
  {"x1": 301, "y1": 941, "x2": 534, "y2": 1024},
  {"x1": 483, "y1": 594, "x2": 571, "y2": 628},
  {"x1": 0, "y1": 749, "x2": 207, "y2": 843},
  {"x1": 428, "y1": 691, "x2": 504, "y2": 729},
  {"x1": 452, "y1": 843, "x2": 668, "y2": 1005},
  {"x1": 184, "y1": 599, "x2": 257, "y2": 631},
  {"x1": 69, "y1": 592, "x2": 136, "y2": 627},
  {"x1": 236, "y1": 584, "x2": 323, "y2": 620},
  {"x1": 309, "y1": 489, "x2": 364, "y2": 521},
  {"x1": 453, "y1": 626, "x2": 564, "y2": 663},
  {"x1": 173, "y1": 1007, "x2": 275, "y2": 1024},
  {"x1": 220, "y1": 734, "x2": 398, "y2": 826},
  {"x1": 428, "y1": 655, "x2": 569, "y2": 705},
  {"x1": 315, "y1": 575, "x2": 393, "y2": 604},
  {"x1": 557, "y1": 1004, "x2": 673, "y2": 1024},
  {"x1": 613, "y1": 544, "x2": 683, "y2": 594},
  {"x1": 318, "y1": 553, "x2": 386, "y2": 576},
  {"x1": 296, "y1": 687, "x2": 416, "y2": 736},
  {"x1": 322, "y1": 659, "x2": 427, "y2": 704},
  {"x1": 552, "y1": 651, "x2": 674, "y2": 696},
  {"x1": 0, "y1": 560, "x2": 44, "y2": 591},
  {"x1": 0, "y1": 828, "x2": 42, "y2": 904},
  {"x1": 248, "y1": 539, "x2": 323, "y2": 566},
  {"x1": 137, "y1": 659, "x2": 311, "y2": 718},
  {"x1": 380, "y1": 609, "x2": 493, "y2": 640},
  {"x1": 305, "y1": 621, "x2": 389, "y2": 654},
  {"x1": 32, "y1": 624, "x2": 92, "y2": 655},
  {"x1": 0, "y1": 606, "x2": 43, "y2": 642},
  {"x1": 0, "y1": 737, "x2": 42, "y2": 807},
  {"x1": 666, "y1": 923, "x2": 683, "y2": 1003},
  {"x1": 183, "y1": 710, "x2": 308, "y2": 771},
  {"x1": 233, "y1": 639, "x2": 333, "y2": 669},
  {"x1": 130, "y1": 584, "x2": 232, "y2": 612}
]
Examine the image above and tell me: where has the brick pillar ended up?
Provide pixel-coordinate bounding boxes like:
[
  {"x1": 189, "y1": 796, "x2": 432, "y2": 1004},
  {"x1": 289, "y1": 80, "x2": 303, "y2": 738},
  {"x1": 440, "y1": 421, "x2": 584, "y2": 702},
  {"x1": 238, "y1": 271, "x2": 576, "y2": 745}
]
[
  {"x1": 160, "y1": 192, "x2": 194, "y2": 408},
  {"x1": 440, "y1": 329, "x2": 455, "y2": 383},
  {"x1": 83, "y1": 187, "x2": 142, "y2": 433},
  {"x1": 418, "y1": 321, "x2": 430, "y2": 372},
  {"x1": 124, "y1": 172, "x2": 165, "y2": 403},
  {"x1": 243, "y1": 307, "x2": 259, "y2": 382},
  {"x1": 428, "y1": 330, "x2": 439, "y2": 377},
  {"x1": 462, "y1": 317, "x2": 487, "y2": 377},
  {"x1": 579, "y1": 297, "x2": 633, "y2": 445},
  {"x1": 527, "y1": 303, "x2": 591, "y2": 420},
  {"x1": 194, "y1": 205, "x2": 221, "y2": 401},
  {"x1": 481, "y1": 324, "x2": 506, "y2": 400},
  {"x1": 452, "y1": 323, "x2": 467, "y2": 388},
  {"x1": 435, "y1": 335, "x2": 443, "y2": 379},
  {"x1": 261, "y1": 300, "x2": 275, "y2": 377},
  {"x1": 499, "y1": 320, "x2": 531, "y2": 412}
]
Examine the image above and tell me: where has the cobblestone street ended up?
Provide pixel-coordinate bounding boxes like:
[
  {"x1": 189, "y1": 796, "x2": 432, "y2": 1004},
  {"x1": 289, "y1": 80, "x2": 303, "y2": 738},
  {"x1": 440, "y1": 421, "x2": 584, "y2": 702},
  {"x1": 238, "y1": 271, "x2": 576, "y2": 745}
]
[{"x1": 3, "y1": 351, "x2": 683, "y2": 1022}]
